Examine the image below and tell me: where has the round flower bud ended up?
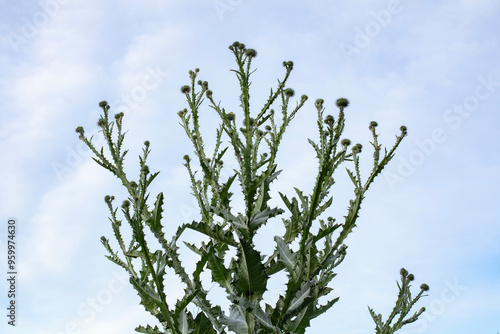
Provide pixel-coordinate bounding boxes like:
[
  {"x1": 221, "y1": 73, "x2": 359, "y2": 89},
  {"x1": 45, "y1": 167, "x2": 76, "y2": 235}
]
[
  {"x1": 265, "y1": 125, "x2": 272, "y2": 131},
  {"x1": 97, "y1": 118, "x2": 106, "y2": 128},
  {"x1": 400, "y1": 268, "x2": 408, "y2": 276},
  {"x1": 245, "y1": 48, "x2": 257, "y2": 58},
  {"x1": 99, "y1": 101, "x2": 108, "y2": 108},
  {"x1": 284, "y1": 88, "x2": 295, "y2": 97},
  {"x1": 400, "y1": 125, "x2": 408, "y2": 134},
  {"x1": 341, "y1": 139, "x2": 351, "y2": 147},
  {"x1": 327, "y1": 217, "x2": 334, "y2": 222},
  {"x1": 369, "y1": 121, "x2": 378, "y2": 129},
  {"x1": 141, "y1": 165, "x2": 149, "y2": 175},
  {"x1": 206, "y1": 90, "x2": 213, "y2": 98},
  {"x1": 227, "y1": 112, "x2": 235, "y2": 121},
  {"x1": 257, "y1": 130, "x2": 264, "y2": 137},
  {"x1": 238, "y1": 43, "x2": 246, "y2": 49},
  {"x1": 75, "y1": 126, "x2": 85, "y2": 136},
  {"x1": 122, "y1": 200, "x2": 130, "y2": 209},
  {"x1": 104, "y1": 195, "x2": 112, "y2": 203},
  {"x1": 144, "y1": 140, "x2": 150, "y2": 147},
  {"x1": 315, "y1": 99, "x2": 324, "y2": 107},
  {"x1": 197, "y1": 80, "x2": 202, "y2": 86},
  {"x1": 408, "y1": 274, "x2": 415, "y2": 281},
  {"x1": 183, "y1": 155, "x2": 190, "y2": 162},
  {"x1": 114, "y1": 112, "x2": 124, "y2": 120},
  {"x1": 130, "y1": 181, "x2": 138, "y2": 189},
  {"x1": 262, "y1": 153, "x2": 268, "y2": 158},
  {"x1": 181, "y1": 85, "x2": 191, "y2": 94},
  {"x1": 352, "y1": 144, "x2": 362, "y2": 153},
  {"x1": 336, "y1": 98, "x2": 349, "y2": 108},
  {"x1": 301, "y1": 95, "x2": 308, "y2": 101},
  {"x1": 232, "y1": 41, "x2": 240, "y2": 48},
  {"x1": 420, "y1": 284, "x2": 430, "y2": 292},
  {"x1": 324, "y1": 115, "x2": 334, "y2": 125},
  {"x1": 195, "y1": 68, "x2": 199, "y2": 73}
]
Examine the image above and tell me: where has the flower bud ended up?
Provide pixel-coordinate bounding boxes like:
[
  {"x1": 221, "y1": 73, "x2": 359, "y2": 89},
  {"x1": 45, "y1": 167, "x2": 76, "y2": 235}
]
[
  {"x1": 227, "y1": 112, "x2": 235, "y2": 121},
  {"x1": 97, "y1": 118, "x2": 106, "y2": 128},
  {"x1": 352, "y1": 144, "x2": 362, "y2": 153},
  {"x1": 99, "y1": 101, "x2": 108, "y2": 108},
  {"x1": 284, "y1": 88, "x2": 295, "y2": 97},
  {"x1": 341, "y1": 139, "x2": 351, "y2": 147},
  {"x1": 400, "y1": 268, "x2": 408, "y2": 276},
  {"x1": 183, "y1": 155, "x2": 190, "y2": 162},
  {"x1": 420, "y1": 284, "x2": 430, "y2": 292},
  {"x1": 336, "y1": 98, "x2": 349, "y2": 108},
  {"x1": 206, "y1": 90, "x2": 213, "y2": 98},
  {"x1": 400, "y1": 125, "x2": 408, "y2": 135},
  {"x1": 181, "y1": 85, "x2": 191, "y2": 94},
  {"x1": 301, "y1": 95, "x2": 308, "y2": 102},
  {"x1": 408, "y1": 274, "x2": 415, "y2": 281},
  {"x1": 369, "y1": 121, "x2": 378, "y2": 129},
  {"x1": 245, "y1": 48, "x2": 257, "y2": 58},
  {"x1": 141, "y1": 165, "x2": 149, "y2": 175},
  {"x1": 324, "y1": 115, "x2": 334, "y2": 125},
  {"x1": 75, "y1": 126, "x2": 85, "y2": 136},
  {"x1": 144, "y1": 140, "x2": 150, "y2": 147},
  {"x1": 265, "y1": 125, "x2": 272, "y2": 131}
]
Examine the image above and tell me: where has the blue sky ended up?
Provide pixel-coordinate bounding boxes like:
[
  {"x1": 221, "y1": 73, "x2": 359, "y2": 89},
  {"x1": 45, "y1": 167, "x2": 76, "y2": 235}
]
[{"x1": 0, "y1": 0, "x2": 499, "y2": 333}]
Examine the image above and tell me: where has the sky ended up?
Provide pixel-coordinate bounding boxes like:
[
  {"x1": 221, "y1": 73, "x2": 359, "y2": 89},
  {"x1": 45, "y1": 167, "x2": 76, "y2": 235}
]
[{"x1": 0, "y1": 0, "x2": 499, "y2": 333}]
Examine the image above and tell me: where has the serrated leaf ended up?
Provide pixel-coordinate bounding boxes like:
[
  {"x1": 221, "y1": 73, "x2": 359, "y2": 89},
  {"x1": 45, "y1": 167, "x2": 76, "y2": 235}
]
[
  {"x1": 312, "y1": 297, "x2": 339, "y2": 319},
  {"x1": 249, "y1": 206, "x2": 284, "y2": 231},
  {"x1": 135, "y1": 324, "x2": 163, "y2": 334},
  {"x1": 178, "y1": 309, "x2": 192, "y2": 334},
  {"x1": 274, "y1": 236, "x2": 295, "y2": 272},
  {"x1": 220, "y1": 307, "x2": 248, "y2": 334},
  {"x1": 206, "y1": 248, "x2": 232, "y2": 292},
  {"x1": 233, "y1": 240, "x2": 268, "y2": 298},
  {"x1": 129, "y1": 276, "x2": 161, "y2": 316},
  {"x1": 185, "y1": 220, "x2": 237, "y2": 247},
  {"x1": 192, "y1": 312, "x2": 217, "y2": 334},
  {"x1": 288, "y1": 280, "x2": 315, "y2": 314}
]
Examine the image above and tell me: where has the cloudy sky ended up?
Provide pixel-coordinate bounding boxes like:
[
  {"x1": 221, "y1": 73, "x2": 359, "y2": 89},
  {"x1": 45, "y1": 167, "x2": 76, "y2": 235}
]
[{"x1": 1, "y1": 0, "x2": 499, "y2": 333}]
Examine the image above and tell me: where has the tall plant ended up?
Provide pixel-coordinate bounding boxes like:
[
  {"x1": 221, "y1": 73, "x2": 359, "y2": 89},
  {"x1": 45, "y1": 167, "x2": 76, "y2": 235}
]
[{"x1": 75, "y1": 41, "x2": 428, "y2": 334}]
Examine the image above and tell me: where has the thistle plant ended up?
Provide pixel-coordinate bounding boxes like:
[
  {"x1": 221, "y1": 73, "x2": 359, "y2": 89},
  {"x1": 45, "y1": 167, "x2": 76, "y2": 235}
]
[{"x1": 76, "y1": 41, "x2": 428, "y2": 334}]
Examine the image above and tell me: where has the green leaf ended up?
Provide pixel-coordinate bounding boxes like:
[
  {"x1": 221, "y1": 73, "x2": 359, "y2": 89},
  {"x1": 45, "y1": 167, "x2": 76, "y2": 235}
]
[
  {"x1": 219, "y1": 174, "x2": 237, "y2": 207},
  {"x1": 249, "y1": 206, "x2": 284, "y2": 232},
  {"x1": 274, "y1": 236, "x2": 295, "y2": 272},
  {"x1": 192, "y1": 312, "x2": 217, "y2": 334},
  {"x1": 135, "y1": 324, "x2": 164, "y2": 334},
  {"x1": 220, "y1": 306, "x2": 248, "y2": 334},
  {"x1": 311, "y1": 297, "x2": 340, "y2": 319},
  {"x1": 206, "y1": 248, "x2": 232, "y2": 293},
  {"x1": 129, "y1": 276, "x2": 162, "y2": 316},
  {"x1": 233, "y1": 240, "x2": 268, "y2": 298},
  {"x1": 288, "y1": 280, "x2": 315, "y2": 314},
  {"x1": 185, "y1": 220, "x2": 237, "y2": 247},
  {"x1": 178, "y1": 309, "x2": 191, "y2": 334}
]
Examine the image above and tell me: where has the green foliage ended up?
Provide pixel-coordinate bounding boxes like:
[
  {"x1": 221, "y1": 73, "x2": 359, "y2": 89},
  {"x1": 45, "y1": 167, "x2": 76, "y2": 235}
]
[{"x1": 77, "y1": 41, "x2": 428, "y2": 333}]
